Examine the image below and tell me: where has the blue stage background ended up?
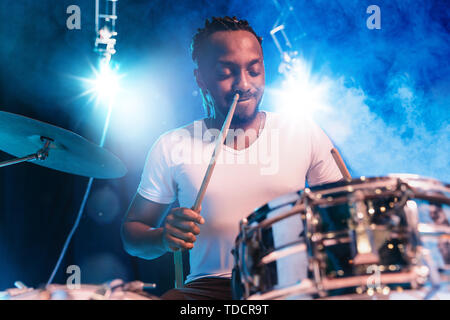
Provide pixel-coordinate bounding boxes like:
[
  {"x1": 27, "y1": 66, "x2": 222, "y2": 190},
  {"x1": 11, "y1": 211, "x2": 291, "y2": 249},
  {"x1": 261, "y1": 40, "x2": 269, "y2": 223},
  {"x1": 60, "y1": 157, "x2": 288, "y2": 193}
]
[{"x1": 0, "y1": 0, "x2": 448, "y2": 295}]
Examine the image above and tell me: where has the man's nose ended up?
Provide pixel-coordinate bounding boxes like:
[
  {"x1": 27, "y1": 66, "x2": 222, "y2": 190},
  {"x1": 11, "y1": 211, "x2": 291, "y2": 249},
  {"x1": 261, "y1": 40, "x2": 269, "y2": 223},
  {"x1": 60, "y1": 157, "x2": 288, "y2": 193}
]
[{"x1": 232, "y1": 70, "x2": 251, "y2": 93}]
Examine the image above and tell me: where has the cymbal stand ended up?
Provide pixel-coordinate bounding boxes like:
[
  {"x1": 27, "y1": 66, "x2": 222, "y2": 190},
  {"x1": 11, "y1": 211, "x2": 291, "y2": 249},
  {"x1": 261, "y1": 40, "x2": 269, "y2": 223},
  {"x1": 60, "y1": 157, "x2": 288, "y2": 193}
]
[{"x1": 0, "y1": 137, "x2": 52, "y2": 168}]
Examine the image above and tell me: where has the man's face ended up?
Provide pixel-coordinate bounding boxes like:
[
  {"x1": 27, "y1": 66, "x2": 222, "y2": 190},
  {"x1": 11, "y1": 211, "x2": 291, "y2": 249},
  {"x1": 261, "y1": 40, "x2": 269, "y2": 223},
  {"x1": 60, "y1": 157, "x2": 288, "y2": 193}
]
[{"x1": 196, "y1": 30, "x2": 265, "y2": 125}]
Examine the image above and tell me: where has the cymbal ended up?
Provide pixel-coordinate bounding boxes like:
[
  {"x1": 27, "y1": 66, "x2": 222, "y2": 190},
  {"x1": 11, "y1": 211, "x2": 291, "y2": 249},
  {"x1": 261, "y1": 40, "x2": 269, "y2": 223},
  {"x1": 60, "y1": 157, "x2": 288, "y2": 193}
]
[{"x1": 0, "y1": 111, "x2": 127, "y2": 179}]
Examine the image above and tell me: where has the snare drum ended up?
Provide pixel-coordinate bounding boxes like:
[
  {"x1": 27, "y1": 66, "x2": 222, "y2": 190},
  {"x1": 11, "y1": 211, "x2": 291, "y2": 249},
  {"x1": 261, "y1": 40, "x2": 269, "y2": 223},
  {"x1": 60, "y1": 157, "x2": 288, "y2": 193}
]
[
  {"x1": 232, "y1": 190, "x2": 309, "y2": 300},
  {"x1": 395, "y1": 174, "x2": 450, "y2": 274},
  {"x1": 232, "y1": 175, "x2": 450, "y2": 300}
]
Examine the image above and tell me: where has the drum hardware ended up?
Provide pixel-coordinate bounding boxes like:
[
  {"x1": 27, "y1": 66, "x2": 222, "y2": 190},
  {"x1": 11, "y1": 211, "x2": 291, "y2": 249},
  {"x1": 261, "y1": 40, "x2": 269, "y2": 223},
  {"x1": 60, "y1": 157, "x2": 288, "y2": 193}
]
[
  {"x1": 302, "y1": 189, "x2": 326, "y2": 297},
  {"x1": 321, "y1": 270, "x2": 421, "y2": 292},
  {"x1": 403, "y1": 199, "x2": 424, "y2": 250},
  {"x1": 419, "y1": 247, "x2": 442, "y2": 299},
  {"x1": 87, "y1": 279, "x2": 157, "y2": 300},
  {"x1": 349, "y1": 190, "x2": 380, "y2": 265},
  {"x1": 246, "y1": 279, "x2": 316, "y2": 300},
  {"x1": 0, "y1": 111, "x2": 127, "y2": 178},
  {"x1": 322, "y1": 235, "x2": 353, "y2": 246},
  {"x1": 418, "y1": 224, "x2": 450, "y2": 236},
  {"x1": 246, "y1": 270, "x2": 427, "y2": 300},
  {"x1": 260, "y1": 241, "x2": 307, "y2": 265},
  {"x1": 123, "y1": 280, "x2": 157, "y2": 291},
  {"x1": 0, "y1": 137, "x2": 52, "y2": 168},
  {"x1": 0, "y1": 111, "x2": 128, "y2": 296},
  {"x1": 309, "y1": 177, "x2": 397, "y2": 199},
  {"x1": 14, "y1": 281, "x2": 28, "y2": 290},
  {"x1": 237, "y1": 217, "x2": 252, "y2": 298},
  {"x1": 246, "y1": 270, "x2": 424, "y2": 300},
  {"x1": 398, "y1": 183, "x2": 422, "y2": 244},
  {"x1": 233, "y1": 175, "x2": 450, "y2": 300},
  {"x1": 311, "y1": 259, "x2": 325, "y2": 297},
  {"x1": 257, "y1": 202, "x2": 305, "y2": 229},
  {"x1": 245, "y1": 232, "x2": 261, "y2": 289},
  {"x1": 399, "y1": 183, "x2": 445, "y2": 300},
  {"x1": 0, "y1": 281, "x2": 34, "y2": 299},
  {"x1": 2, "y1": 279, "x2": 158, "y2": 300}
]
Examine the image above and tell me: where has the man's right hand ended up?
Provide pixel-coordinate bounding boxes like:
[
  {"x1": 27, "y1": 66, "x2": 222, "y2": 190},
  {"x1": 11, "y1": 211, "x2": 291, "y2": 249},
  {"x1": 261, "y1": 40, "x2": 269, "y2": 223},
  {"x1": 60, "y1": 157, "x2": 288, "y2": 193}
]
[{"x1": 162, "y1": 206, "x2": 204, "y2": 251}]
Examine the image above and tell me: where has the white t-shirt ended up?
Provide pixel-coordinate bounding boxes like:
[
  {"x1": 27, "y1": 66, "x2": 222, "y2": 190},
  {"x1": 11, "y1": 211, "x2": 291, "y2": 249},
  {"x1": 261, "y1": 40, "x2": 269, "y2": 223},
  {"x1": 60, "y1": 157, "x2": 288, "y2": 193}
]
[{"x1": 138, "y1": 111, "x2": 343, "y2": 283}]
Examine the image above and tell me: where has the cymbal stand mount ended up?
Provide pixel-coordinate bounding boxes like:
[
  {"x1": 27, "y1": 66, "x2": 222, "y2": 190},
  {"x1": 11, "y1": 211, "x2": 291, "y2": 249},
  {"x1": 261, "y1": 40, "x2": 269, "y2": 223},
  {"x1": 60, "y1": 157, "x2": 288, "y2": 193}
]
[{"x1": 0, "y1": 137, "x2": 52, "y2": 168}]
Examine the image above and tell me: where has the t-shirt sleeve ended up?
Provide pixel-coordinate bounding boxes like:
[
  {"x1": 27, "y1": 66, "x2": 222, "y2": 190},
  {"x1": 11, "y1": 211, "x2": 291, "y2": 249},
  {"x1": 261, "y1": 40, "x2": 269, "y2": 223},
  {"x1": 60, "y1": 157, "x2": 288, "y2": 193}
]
[
  {"x1": 137, "y1": 135, "x2": 177, "y2": 204},
  {"x1": 306, "y1": 121, "x2": 344, "y2": 186}
]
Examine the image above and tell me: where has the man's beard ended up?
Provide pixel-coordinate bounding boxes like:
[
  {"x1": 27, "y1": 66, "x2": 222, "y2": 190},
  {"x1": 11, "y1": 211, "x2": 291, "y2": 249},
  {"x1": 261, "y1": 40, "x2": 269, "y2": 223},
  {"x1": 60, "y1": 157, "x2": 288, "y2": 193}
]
[
  {"x1": 229, "y1": 93, "x2": 263, "y2": 126},
  {"x1": 231, "y1": 104, "x2": 260, "y2": 126},
  {"x1": 206, "y1": 90, "x2": 263, "y2": 126}
]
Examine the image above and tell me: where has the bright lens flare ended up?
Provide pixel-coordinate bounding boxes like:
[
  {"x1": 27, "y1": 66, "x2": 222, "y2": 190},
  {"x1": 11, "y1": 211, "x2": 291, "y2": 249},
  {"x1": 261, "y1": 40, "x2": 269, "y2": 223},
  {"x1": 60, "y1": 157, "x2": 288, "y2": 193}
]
[
  {"x1": 94, "y1": 63, "x2": 120, "y2": 101},
  {"x1": 76, "y1": 61, "x2": 122, "y2": 107},
  {"x1": 270, "y1": 58, "x2": 332, "y2": 119}
]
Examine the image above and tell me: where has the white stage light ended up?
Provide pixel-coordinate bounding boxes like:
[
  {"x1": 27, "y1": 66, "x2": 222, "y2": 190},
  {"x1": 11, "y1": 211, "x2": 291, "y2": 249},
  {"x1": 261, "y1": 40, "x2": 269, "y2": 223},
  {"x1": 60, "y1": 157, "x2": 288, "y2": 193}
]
[
  {"x1": 269, "y1": 57, "x2": 332, "y2": 119},
  {"x1": 93, "y1": 61, "x2": 120, "y2": 102}
]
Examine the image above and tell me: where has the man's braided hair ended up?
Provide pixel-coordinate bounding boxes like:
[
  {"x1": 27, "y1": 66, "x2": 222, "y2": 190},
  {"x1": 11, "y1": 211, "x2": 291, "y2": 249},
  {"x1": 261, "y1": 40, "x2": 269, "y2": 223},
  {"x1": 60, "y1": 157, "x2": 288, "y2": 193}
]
[
  {"x1": 191, "y1": 16, "x2": 263, "y2": 68},
  {"x1": 191, "y1": 16, "x2": 263, "y2": 116}
]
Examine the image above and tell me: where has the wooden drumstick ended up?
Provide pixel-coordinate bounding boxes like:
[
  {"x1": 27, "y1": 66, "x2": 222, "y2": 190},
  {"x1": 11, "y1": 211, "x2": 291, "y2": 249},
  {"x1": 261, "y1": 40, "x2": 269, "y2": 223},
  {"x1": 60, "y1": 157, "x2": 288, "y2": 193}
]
[
  {"x1": 173, "y1": 93, "x2": 240, "y2": 288},
  {"x1": 330, "y1": 147, "x2": 352, "y2": 181}
]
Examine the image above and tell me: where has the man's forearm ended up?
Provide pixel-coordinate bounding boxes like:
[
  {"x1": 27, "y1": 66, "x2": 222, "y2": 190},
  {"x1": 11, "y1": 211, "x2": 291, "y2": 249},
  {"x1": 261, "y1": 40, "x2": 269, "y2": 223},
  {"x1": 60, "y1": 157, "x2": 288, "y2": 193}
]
[{"x1": 121, "y1": 221, "x2": 168, "y2": 260}]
